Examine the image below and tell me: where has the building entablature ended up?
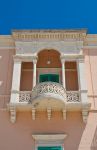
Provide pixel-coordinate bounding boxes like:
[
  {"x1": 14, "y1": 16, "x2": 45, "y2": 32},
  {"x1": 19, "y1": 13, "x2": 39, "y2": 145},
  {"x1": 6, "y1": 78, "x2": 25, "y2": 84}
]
[
  {"x1": 15, "y1": 40, "x2": 84, "y2": 55},
  {"x1": 12, "y1": 29, "x2": 86, "y2": 55},
  {"x1": 12, "y1": 29, "x2": 87, "y2": 41}
]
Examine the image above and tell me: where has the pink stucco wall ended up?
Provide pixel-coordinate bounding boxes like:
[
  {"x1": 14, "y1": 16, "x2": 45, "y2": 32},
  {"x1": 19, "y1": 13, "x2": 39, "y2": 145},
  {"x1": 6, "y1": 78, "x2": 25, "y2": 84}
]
[
  {"x1": 0, "y1": 48, "x2": 15, "y2": 109},
  {"x1": 84, "y1": 48, "x2": 97, "y2": 110},
  {"x1": 0, "y1": 44, "x2": 97, "y2": 150},
  {"x1": 0, "y1": 111, "x2": 85, "y2": 150}
]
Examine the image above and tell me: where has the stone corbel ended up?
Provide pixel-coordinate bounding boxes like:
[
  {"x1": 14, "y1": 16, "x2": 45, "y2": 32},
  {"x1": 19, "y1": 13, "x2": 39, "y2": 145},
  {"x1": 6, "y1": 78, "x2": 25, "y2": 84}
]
[
  {"x1": 10, "y1": 105, "x2": 16, "y2": 123},
  {"x1": 47, "y1": 108, "x2": 52, "y2": 120},
  {"x1": 32, "y1": 107, "x2": 36, "y2": 120},
  {"x1": 82, "y1": 103, "x2": 91, "y2": 123},
  {"x1": 82, "y1": 109, "x2": 89, "y2": 123},
  {"x1": 62, "y1": 109, "x2": 66, "y2": 120}
]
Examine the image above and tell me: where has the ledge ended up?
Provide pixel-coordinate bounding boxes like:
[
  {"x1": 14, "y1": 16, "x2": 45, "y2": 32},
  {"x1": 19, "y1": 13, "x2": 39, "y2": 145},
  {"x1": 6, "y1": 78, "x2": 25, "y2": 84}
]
[{"x1": 32, "y1": 134, "x2": 67, "y2": 140}]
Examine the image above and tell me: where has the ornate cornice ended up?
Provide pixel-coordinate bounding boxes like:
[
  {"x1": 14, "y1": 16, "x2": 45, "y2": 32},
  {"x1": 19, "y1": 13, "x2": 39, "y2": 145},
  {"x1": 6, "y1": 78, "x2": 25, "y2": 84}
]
[{"x1": 12, "y1": 30, "x2": 87, "y2": 41}]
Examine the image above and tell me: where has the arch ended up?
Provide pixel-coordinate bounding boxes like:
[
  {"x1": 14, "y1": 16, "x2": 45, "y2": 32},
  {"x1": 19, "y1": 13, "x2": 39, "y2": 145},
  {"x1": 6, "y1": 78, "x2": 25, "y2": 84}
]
[
  {"x1": 37, "y1": 48, "x2": 61, "y2": 55},
  {"x1": 37, "y1": 49, "x2": 61, "y2": 68}
]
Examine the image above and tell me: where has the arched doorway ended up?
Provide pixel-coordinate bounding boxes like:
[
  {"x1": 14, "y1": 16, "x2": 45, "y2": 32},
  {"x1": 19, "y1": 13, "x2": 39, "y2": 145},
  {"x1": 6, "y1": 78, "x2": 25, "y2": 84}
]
[{"x1": 37, "y1": 49, "x2": 62, "y2": 84}]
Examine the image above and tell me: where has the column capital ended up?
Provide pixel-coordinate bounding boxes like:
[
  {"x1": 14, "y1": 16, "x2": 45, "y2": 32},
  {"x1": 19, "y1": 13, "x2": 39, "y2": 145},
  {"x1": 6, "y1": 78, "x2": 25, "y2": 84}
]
[
  {"x1": 13, "y1": 56, "x2": 22, "y2": 63},
  {"x1": 32, "y1": 57, "x2": 38, "y2": 64},
  {"x1": 14, "y1": 59, "x2": 22, "y2": 63},
  {"x1": 77, "y1": 58, "x2": 84, "y2": 63},
  {"x1": 60, "y1": 57, "x2": 65, "y2": 64}
]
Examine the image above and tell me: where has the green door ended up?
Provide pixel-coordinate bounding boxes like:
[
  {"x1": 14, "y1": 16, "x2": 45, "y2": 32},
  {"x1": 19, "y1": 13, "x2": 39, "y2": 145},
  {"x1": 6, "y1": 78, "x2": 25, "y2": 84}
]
[
  {"x1": 39, "y1": 74, "x2": 59, "y2": 83},
  {"x1": 38, "y1": 146, "x2": 62, "y2": 150}
]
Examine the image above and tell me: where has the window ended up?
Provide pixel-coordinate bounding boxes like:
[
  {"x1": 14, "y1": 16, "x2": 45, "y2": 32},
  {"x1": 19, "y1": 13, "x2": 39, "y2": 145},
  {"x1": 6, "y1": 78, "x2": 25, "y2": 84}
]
[
  {"x1": 32, "y1": 134, "x2": 66, "y2": 150},
  {"x1": 39, "y1": 74, "x2": 59, "y2": 83}
]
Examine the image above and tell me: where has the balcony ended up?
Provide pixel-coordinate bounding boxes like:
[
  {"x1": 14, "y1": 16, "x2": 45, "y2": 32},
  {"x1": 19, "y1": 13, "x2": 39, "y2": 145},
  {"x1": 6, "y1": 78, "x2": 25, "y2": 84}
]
[
  {"x1": 9, "y1": 82, "x2": 82, "y2": 111},
  {"x1": 31, "y1": 82, "x2": 66, "y2": 110},
  {"x1": 8, "y1": 81, "x2": 91, "y2": 123}
]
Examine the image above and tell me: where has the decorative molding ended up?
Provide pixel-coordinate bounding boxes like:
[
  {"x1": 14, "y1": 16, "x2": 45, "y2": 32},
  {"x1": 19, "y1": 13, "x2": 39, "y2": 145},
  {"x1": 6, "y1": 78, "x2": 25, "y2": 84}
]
[
  {"x1": 15, "y1": 41, "x2": 83, "y2": 55},
  {"x1": 12, "y1": 30, "x2": 86, "y2": 41},
  {"x1": 13, "y1": 55, "x2": 38, "y2": 62},
  {"x1": 60, "y1": 54, "x2": 84, "y2": 60},
  {"x1": 32, "y1": 134, "x2": 67, "y2": 140}
]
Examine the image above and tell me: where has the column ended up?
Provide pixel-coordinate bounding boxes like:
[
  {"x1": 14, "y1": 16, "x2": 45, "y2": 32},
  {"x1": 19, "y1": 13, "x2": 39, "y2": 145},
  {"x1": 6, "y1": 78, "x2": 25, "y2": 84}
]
[
  {"x1": 77, "y1": 59, "x2": 90, "y2": 123},
  {"x1": 61, "y1": 59, "x2": 66, "y2": 89},
  {"x1": 32, "y1": 58, "x2": 37, "y2": 88},
  {"x1": 10, "y1": 59, "x2": 22, "y2": 103}
]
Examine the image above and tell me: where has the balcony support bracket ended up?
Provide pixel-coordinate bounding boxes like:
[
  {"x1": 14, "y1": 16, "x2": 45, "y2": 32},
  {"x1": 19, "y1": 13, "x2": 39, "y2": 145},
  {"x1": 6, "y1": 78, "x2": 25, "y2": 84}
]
[
  {"x1": 47, "y1": 108, "x2": 52, "y2": 120},
  {"x1": 32, "y1": 107, "x2": 36, "y2": 120},
  {"x1": 10, "y1": 104, "x2": 16, "y2": 123},
  {"x1": 82, "y1": 103, "x2": 91, "y2": 123},
  {"x1": 62, "y1": 109, "x2": 66, "y2": 120}
]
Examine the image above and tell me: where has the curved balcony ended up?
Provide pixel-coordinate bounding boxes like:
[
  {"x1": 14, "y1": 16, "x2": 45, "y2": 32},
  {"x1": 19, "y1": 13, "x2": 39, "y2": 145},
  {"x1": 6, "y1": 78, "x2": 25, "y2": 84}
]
[
  {"x1": 8, "y1": 82, "x2": 91, "y2": 123},
  {"x1": 18, "y1": 83, "x2": 82, "y2": 110},
  {"x1": 31, "y1": 82, "x2": 66, "y2": 110}
]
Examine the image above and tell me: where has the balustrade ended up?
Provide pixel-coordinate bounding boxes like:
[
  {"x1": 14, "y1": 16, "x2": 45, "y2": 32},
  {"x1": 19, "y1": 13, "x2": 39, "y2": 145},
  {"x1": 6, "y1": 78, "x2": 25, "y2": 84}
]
[{"x1": 18, "y1": 82, "x2": 80, "y2": 103}]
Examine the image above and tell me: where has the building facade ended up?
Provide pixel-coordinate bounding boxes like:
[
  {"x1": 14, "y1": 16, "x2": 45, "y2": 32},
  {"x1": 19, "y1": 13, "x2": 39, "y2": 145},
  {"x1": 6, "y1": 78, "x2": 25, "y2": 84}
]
[{"x1": 0, "y1": 29, "x2": 97, "y2": 150}]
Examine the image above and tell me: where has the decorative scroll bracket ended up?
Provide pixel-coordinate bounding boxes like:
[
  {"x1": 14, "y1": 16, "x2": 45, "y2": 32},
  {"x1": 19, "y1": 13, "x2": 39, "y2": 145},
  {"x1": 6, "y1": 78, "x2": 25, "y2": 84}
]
[
  {"x1": 10, "y1": 104, "x2": 16, "y2": 123},
  {"x1": 32, "y1": 107, "x2": 36, "y2": 120},
  {"x1": 47, "y1": 107, "x2": 52, "y2": 120}
]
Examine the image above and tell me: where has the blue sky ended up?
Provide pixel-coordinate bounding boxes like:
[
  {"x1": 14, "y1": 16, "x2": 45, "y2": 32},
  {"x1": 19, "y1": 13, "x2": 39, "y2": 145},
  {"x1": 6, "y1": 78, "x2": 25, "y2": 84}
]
[{"x1": 0, "y1": 0, "x2": 97, "y2": 34}]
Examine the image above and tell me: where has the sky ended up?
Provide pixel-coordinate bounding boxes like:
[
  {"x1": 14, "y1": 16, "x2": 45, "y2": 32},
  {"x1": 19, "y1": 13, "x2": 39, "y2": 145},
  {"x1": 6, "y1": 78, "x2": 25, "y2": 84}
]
[{"x1": 0, "y1": 0, "x2": 97, "y2": 34}]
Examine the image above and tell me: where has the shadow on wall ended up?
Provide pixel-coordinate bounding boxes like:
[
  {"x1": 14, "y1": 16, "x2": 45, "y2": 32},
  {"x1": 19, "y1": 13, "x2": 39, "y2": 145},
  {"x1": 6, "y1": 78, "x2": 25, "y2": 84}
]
[{"x1": 91, "y1": 126, "x2": 97, "y2": 150}]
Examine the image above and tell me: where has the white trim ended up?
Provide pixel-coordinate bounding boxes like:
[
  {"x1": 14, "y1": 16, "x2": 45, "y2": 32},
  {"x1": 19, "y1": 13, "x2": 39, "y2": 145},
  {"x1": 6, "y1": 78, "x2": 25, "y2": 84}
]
[
  {"x1": 32, "y1": 134, "x2": 67, "y2": 141},
  {"x1": 0, "y1": 46, "x2": 15, "y2": 49},
  {"x1": 32, "y1": 134, "x2": 66, "y2": 150},
  {"x1": 84, "y1": 46, "x2": 97, "y2": 49}
]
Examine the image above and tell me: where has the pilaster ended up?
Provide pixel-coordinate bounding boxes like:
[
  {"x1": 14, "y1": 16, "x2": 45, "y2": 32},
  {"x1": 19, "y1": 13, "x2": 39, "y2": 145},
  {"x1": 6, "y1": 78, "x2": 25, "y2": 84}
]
[
  {"x1": 77, "y1": 59, "x2": 91, "y2": 123},
  {"x1": 10, "y1": 59, "x2": 22, "y2": 103}
]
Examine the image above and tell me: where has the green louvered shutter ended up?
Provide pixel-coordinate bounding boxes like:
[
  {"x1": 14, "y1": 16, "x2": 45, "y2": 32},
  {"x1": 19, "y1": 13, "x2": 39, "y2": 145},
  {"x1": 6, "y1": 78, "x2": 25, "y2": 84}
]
[
  {"x1": 39, "y1": 74, "x2": 59, "y2": 83},
  {"x1": 38, "y1": 146, "x2": 62, "y2": 150}
]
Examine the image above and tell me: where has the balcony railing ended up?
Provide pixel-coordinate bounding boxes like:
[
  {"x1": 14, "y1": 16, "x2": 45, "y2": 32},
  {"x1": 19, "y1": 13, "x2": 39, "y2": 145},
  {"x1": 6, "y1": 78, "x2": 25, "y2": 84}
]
[
  {"x1": 66, "y1": 91, "x2": 80, "y2": 102},
  {"x1": 19, "y1": 82, "x2": 80, "y2": 103},
  {"x1": 32, "y1": 82, "x2": 66, "y2": 101},
  {"x1": 19, "y1": 91, "x2": 32, "y2": 103}
]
